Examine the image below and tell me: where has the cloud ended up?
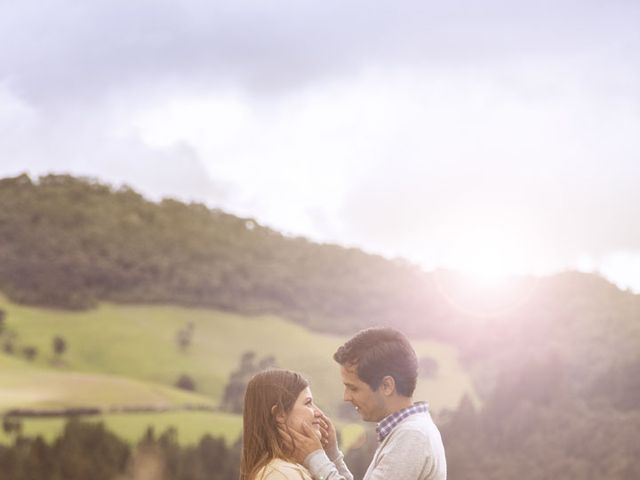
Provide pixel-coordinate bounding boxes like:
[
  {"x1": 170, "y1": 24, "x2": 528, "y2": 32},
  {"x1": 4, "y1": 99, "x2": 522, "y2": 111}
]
[
  {"x1": 0, "y1": 84, "x2": 229, "y2": 206},
  {"x1": 2, "y1": 0, "x2": 638, "y2": 104},
  {"x1": 1, "y1": 0, "x2": 640, "y2": 289},
  {"x1": 331, "y1": 66, "x2": 640, "y2": 269}
]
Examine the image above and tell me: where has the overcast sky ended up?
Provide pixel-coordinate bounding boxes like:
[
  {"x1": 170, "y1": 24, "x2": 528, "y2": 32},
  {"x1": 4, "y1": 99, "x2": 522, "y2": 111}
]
[{"x1": 1, "y1": 0, "x2": 639, "y2": 290}]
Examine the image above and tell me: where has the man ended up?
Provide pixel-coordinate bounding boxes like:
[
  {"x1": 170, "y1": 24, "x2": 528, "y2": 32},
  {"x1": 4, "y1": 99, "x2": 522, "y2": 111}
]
[{"x1": 291, "y1": 327, "x2": 447, "y2": 480}]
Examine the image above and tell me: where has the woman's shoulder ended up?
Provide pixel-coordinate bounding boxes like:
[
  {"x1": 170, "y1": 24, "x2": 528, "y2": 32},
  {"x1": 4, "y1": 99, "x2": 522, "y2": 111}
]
[{"x1": 256, "y1": 458, "x2": 313, "y2": 480}]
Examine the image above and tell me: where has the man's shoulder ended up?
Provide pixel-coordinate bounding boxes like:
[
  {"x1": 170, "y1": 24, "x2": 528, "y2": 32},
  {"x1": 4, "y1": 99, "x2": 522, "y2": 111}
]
[
  {"x1": 396, "y1": 410, "x2": 435, "y2": 429},
  {"x1": 385, "y1": 413, "x2": 442, "y2": 446}
]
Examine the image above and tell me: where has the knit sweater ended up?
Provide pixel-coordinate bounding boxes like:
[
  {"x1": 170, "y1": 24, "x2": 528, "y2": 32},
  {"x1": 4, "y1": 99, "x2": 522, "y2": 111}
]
[
  {"x1": 255, "y1": 458, "x2": 314, "y2": 480},
  {"x1": 305, "y1": 411, "x2": 446, "y2": 480}
]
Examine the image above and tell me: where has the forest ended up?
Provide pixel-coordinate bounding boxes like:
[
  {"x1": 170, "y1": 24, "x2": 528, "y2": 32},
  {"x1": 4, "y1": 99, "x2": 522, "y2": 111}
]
[{"x1": 0, "y1": 173, "x2": 448, "y2": 337}]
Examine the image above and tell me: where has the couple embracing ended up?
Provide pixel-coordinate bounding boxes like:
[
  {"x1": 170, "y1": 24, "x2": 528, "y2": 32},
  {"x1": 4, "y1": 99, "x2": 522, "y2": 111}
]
[{"x1": 240, "y1": 327, "x2": 447, "y2": 480}]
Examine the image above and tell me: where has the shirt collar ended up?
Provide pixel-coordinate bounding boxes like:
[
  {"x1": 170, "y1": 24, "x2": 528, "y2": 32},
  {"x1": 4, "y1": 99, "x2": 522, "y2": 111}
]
[{"x1": 375, "y1": 401, "x2": 429, "y2": 442}]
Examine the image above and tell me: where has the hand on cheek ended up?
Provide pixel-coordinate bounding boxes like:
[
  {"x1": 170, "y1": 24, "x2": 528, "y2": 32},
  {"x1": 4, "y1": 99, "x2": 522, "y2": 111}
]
[
  {"x1": 318, "y1": 412, "x2": 338, "y2": 453},
  {"x1": 278, "y1": 421, "x2": 323, "y2": 464}
]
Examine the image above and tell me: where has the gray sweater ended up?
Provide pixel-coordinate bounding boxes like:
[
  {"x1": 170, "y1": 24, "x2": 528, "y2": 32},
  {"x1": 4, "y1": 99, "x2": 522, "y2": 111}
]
[{"x1": 305, "y1": 411, "x2": 446, "y2": 480}]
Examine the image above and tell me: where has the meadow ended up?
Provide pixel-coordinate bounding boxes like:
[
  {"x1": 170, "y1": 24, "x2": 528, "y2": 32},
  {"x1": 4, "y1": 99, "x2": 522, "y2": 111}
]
[{"x1": 0, "y1": 295, "x2": 477, "y2": 445}]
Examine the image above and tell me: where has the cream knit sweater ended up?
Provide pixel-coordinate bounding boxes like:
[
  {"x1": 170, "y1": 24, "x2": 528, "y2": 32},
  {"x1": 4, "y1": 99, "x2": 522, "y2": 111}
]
[{"x1": 305, "y1": 411, "x2": 446, "y2": 480}]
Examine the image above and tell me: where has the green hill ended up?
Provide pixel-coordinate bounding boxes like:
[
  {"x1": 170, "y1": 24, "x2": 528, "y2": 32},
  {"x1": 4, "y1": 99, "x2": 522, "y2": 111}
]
[
  {"x1": 0, "y1": 295, "x2": 477, "y2": 414},
  {"x1": 0, "y1": 173, "x2": 449, "y2": 338},
  {"x1": 0, "y1": 294, "x2": 477, "y2": 448},
  {"x1": 0, "y1": 335, "x2": 239, "y2": 447}
]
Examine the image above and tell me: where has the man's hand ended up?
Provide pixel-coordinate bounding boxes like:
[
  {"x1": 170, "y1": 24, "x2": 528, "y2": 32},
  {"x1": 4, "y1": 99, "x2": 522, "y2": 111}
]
[
  {"x1": 278, "y1": 422, "x2": 323, "y2": 464},
  {"x1": 318, "y1": 411, "x2": 339, "y2": 458}
]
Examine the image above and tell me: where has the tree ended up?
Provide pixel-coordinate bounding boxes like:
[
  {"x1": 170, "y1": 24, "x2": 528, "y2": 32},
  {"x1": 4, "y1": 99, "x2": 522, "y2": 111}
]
[
  {"x1": 53, "y1": 335, "x2": 67, "y2": 358},
  {"x1": 2, "y1": 338, "x2": 14, "y2": 355},
  {"x1": 221, "y1": 352, "x2": 278, "y2": 413},
  {"x1": 239, "y1": 351, "x2": 255, "y2": 370},
  {"x1": 22, "y1": 345, "x2": 38, "y2": 361},
  {"x1": 175, "y1": 374, "x2": 196, "y2": 391},
  {"x1": 175, "y1": 323, "x2": 195, "y2": 353},
  {"x1": 258, "y1": 355, "x2": 277, "y2": 370},
  {"x1": 51, "y1": 419, "x2": 130, "y2": 480},
  {"x1": 2, "y1": 416, "x2": 22, "y2": 438}
]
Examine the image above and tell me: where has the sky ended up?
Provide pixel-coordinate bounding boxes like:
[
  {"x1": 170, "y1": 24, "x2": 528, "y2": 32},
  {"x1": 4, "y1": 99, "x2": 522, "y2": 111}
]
[{"x1": 1, "y1": 0, "x2": 640, "y2": 291}]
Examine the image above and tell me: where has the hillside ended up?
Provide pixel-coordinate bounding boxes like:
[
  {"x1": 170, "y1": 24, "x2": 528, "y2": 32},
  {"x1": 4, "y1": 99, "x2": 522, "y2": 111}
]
[
  {"x1": 0, "y1": 295, "x2": 476, "y2": 416},
  {"x1": 0, "y1": 173, "x2": 449, "y2": 337},
  {"x1": 2, "y1": 173, "x2": 640, "y2": 411},
  {"x1": 0, "y1": 351, "x2": 238, "y2": 446},
  {"x1": 0, "y1": 295, "x2": 475, "y2": 451}
]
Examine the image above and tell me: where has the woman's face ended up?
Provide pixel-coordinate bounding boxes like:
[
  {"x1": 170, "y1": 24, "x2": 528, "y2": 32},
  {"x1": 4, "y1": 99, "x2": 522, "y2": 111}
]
[{"x1": 285, "y1": 386, "x2": 322, "y2": 437}]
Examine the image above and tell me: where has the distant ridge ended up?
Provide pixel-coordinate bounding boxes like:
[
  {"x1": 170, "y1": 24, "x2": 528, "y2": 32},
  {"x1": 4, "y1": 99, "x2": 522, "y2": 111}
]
[
  {"x1": 0, "y1": 173, "x2": 635, "y2": 342},
  {"x1": 0, "y1": 173, "x2": 449, "y2": 336}
]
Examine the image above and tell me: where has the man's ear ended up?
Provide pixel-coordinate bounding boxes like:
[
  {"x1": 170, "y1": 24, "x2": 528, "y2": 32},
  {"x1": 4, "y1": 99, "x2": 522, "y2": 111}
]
[
  {"x1": 380, "y1": 375, "x2": 396, "y2": 396},
  {"x1": 271, "y1": 404, "x2": 286, "y2": 424}
]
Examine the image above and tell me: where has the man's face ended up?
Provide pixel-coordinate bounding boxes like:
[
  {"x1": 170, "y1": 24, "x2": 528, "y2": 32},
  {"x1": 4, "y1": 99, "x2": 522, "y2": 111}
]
[{"x1": 340, "y1": 364, "x2": 388, "y2": 422}]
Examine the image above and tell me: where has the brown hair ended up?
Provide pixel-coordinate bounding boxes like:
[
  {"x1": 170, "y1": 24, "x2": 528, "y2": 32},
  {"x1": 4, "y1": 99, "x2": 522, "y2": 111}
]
[
  {"x1": 334, "y1": 327, "x2": 418, "y2": 397},
  {"x1": 240, "y1": 369, "x2": 309, "y2": 480}
]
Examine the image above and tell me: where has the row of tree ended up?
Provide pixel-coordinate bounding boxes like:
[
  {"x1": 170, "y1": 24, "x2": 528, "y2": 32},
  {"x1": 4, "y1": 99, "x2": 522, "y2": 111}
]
[{"x1": 0, "y1": 419, "x2": 239, "y2": 480}]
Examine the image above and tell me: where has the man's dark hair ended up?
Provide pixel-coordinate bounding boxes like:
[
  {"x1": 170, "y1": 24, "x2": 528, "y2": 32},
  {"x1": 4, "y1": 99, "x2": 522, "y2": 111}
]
[{"x1": 333, "y1": 327, "x2": 418, "y2": 397}]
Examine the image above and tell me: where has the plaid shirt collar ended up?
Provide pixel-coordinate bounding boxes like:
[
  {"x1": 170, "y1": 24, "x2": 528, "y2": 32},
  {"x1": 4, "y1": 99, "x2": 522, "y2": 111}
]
[{"x1": 376, "y1": 401, "x2": 429, "y2": 442}]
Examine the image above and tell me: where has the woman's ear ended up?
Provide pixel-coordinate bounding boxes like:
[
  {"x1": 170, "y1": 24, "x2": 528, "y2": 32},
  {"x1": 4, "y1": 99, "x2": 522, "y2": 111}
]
[{"x1": 271, "y1": 404, "x2": 286, "y2": 424}]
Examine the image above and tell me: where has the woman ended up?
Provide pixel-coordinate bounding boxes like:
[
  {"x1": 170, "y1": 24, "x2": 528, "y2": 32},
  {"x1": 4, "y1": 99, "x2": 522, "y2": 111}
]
[{"x1": 240, "y1": 369, "x2": 329, "y2": 480}]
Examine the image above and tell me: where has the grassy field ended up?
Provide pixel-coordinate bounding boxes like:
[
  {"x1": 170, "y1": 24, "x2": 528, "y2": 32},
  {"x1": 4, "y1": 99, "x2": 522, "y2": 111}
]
[
  {"x1": 0, "y1": 294, "x2": 477, "y2": 443},
  {"x1": 0, "y1": 351, "x2": 215, "y2": 412}
]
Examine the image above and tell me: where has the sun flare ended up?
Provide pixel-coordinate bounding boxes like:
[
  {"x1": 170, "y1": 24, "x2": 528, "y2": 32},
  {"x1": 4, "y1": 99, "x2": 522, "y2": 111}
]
[
  {"x1": 429, "y1": 217, "x2": 542, "y2": 316},
  {"x1": 440, "y1": 219, "x2": 534, "y2": 284}
]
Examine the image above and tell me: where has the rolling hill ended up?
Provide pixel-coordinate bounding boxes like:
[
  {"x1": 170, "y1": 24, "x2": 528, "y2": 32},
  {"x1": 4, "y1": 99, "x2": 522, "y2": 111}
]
[
  {"x1": 0, "y1": 294, "x2": 477, "y2": 445},
  {"x1": 0, "y1": 173, "x2": 450, "y2": 338}
]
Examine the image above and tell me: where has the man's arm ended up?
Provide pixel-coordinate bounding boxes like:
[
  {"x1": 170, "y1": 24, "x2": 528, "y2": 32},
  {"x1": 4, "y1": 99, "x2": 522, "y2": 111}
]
[
  {"x1": 304, "y1": 448, "x2": 353, "y2": 480},
  {"x1": 285, "y1": 419, "x2": 354, "y2": 480}
]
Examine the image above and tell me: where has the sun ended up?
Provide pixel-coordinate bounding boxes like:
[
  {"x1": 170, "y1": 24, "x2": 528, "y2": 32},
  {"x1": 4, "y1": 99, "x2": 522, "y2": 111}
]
[
  {"x1": 430, "y1": 219, "x2": 540, "y2": 316},
  {"x1": 447, "y1": 227, "x2": 526, "y2": 280}
]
